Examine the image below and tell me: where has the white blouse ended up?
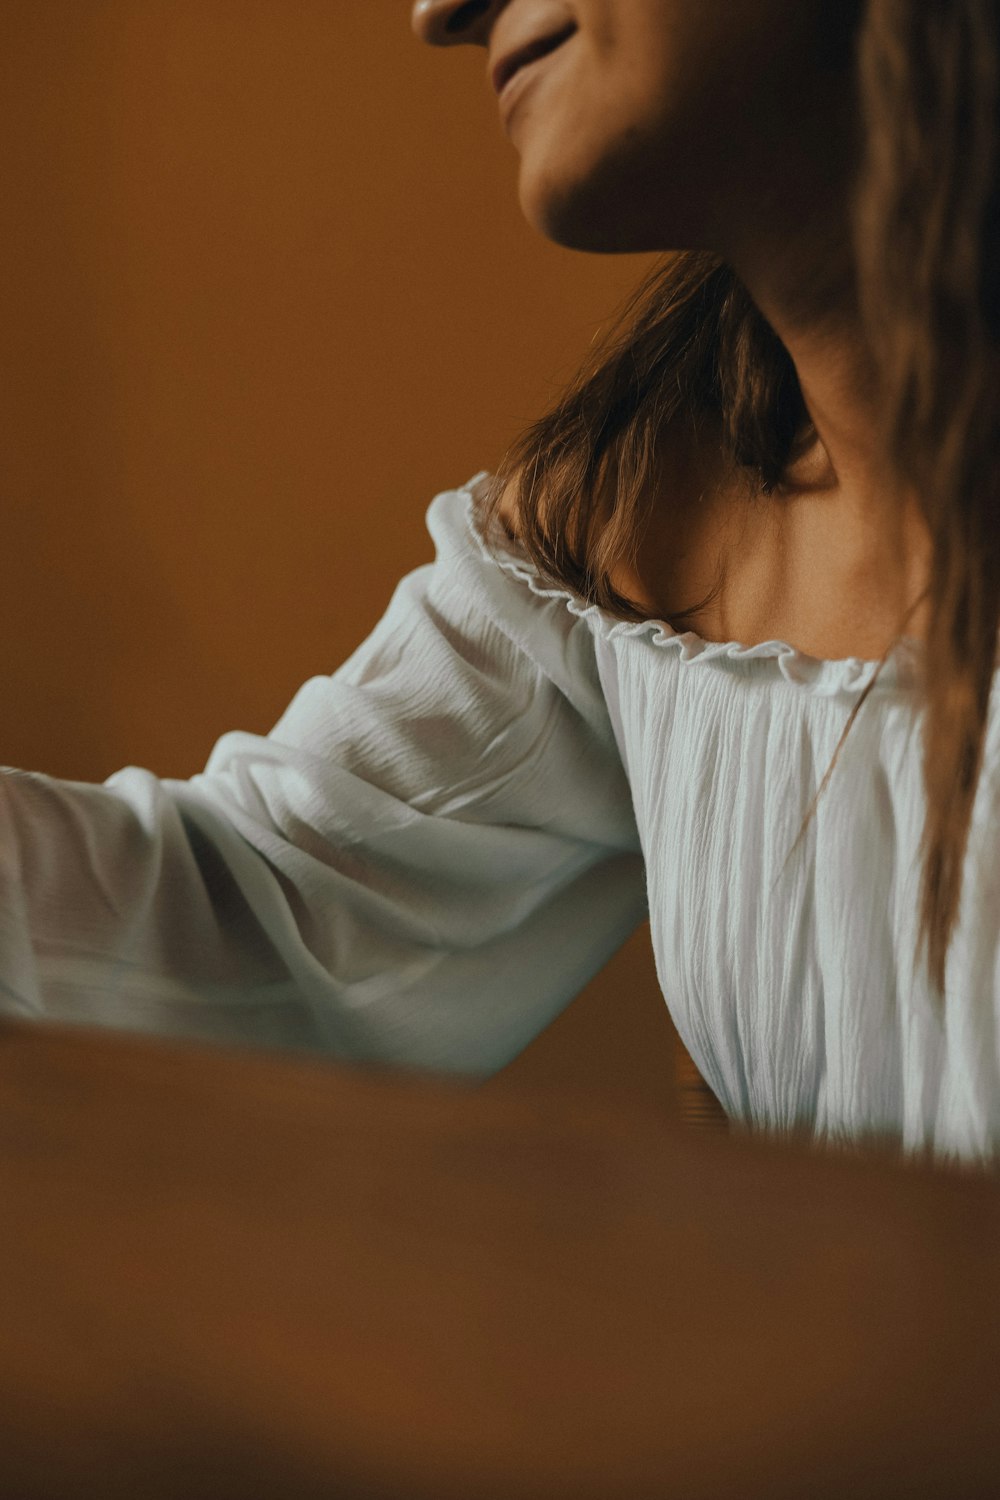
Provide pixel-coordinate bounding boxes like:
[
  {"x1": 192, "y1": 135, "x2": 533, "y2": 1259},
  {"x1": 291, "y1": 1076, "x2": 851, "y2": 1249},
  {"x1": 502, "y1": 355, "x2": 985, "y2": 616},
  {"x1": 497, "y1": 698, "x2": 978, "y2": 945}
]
[{"x1": 1, "y1": 470, "x2": 997, "y2": 1166}]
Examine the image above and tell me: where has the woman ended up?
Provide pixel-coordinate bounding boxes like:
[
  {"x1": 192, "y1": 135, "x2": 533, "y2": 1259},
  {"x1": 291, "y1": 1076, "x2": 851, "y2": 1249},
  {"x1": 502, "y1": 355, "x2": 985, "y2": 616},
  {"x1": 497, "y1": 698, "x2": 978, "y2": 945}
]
[{"x1": 1, "y1": 0, "x2": 997, "y2": 1164}]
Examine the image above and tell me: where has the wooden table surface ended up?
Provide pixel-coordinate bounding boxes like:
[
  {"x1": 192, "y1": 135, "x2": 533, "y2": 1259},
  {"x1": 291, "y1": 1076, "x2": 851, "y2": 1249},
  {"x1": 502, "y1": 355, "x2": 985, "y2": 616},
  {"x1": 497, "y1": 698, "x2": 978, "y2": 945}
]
[{"x1": 0, "y1": 1018, "x2": 997, "y2": 1500}]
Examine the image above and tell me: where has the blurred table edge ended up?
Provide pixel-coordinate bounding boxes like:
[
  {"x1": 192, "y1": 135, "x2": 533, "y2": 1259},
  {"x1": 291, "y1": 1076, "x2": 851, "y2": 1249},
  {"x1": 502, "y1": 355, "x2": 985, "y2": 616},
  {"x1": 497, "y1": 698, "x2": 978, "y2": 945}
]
[{"x1": 0, "y1": 1017, "x2": 996, "y2": 1500}]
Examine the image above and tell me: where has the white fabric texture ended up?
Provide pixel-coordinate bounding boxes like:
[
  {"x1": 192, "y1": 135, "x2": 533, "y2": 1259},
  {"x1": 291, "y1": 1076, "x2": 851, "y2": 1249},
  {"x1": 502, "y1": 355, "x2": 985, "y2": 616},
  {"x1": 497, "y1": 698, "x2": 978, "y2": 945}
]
[
  {"x1": 1, "y1": 469, "x2": 998, "y2": 1165},
  {"x1": 0, "y1": 473, "x2": 646, "y2": 1078}
]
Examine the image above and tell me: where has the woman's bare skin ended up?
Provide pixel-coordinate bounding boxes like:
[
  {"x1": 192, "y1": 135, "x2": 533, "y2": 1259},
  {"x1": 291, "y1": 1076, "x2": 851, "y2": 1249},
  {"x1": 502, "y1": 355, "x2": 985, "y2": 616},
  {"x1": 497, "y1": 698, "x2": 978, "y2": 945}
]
[{"x1": 413, "y1": 0, "x2": 933, "y2": 663}]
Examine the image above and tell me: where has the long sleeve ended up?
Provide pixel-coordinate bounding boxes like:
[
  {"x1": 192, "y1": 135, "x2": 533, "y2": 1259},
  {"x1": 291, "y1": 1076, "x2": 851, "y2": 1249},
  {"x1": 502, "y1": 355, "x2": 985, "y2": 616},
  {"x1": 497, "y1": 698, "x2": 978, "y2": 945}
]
[{"x1": 0, "y1": 474, "x2": 647, "y2": 1076}]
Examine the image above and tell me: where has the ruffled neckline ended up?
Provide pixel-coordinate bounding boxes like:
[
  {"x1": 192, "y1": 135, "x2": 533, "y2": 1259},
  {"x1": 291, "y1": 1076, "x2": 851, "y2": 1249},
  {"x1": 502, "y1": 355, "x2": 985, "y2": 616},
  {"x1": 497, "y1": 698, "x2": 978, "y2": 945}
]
[{"x1": 460, "y1": 470, "x2": 922, "y2": 699}]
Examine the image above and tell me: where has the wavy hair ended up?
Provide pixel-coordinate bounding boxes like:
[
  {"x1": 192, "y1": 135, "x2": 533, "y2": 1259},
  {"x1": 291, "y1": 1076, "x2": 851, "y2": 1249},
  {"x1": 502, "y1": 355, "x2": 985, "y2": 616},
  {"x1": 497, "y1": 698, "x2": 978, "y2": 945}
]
[{"x1": 475, "y1": 0, "x2": 1000, "y2": 1002}]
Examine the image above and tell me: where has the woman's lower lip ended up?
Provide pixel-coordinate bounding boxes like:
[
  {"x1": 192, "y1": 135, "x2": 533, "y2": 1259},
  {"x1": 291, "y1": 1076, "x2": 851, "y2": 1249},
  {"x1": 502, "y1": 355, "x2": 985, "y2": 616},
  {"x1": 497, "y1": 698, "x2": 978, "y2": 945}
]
[{"x1": 497, "y1": 35, "x2": 573, "y2": 125}]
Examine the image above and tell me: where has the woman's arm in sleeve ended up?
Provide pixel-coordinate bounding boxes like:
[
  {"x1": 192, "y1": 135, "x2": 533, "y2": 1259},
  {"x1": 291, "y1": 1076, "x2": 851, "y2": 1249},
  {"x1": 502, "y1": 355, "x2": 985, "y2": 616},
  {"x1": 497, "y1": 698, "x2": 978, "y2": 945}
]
[{"x1": 0, "y1": 474, "x2": 648, "y2": 1076}]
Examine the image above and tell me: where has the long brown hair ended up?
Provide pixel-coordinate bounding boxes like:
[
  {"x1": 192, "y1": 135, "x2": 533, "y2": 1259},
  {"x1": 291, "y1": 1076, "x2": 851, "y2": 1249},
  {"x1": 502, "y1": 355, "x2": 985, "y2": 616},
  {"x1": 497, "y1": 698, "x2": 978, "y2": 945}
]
[{"x1": 475, "y1": 0, "x2": 1000, "y2": 1003}]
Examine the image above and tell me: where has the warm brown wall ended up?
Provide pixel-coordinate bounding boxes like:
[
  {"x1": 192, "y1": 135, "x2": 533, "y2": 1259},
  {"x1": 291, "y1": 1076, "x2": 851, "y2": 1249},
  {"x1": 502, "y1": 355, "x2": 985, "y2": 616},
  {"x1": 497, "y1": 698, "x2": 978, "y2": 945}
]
[{"x1": 0, "y1": 1, "x2": 678, "y2": 1114}]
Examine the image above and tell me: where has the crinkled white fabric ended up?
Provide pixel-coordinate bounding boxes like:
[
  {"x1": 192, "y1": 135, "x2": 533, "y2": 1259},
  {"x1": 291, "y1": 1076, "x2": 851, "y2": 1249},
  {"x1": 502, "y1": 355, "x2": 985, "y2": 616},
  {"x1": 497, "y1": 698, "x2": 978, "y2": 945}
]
[
  {"x1": 465, "y1": 471, "x2": 999, "y2": 1169},
  {"x1": 2, "y1": 469, "x2": 998, "y2": 1165},
  {"x1": 0, "y1": 473, "x2": 646, "y2": 1077}
]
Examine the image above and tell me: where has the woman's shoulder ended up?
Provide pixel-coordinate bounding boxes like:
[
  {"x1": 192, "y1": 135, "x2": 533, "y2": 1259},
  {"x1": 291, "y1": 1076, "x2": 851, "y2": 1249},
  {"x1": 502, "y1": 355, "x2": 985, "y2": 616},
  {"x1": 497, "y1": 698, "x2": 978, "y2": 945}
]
[
  {"x1": 495, "y1": 473, "x2": 521, "y2": 541},
  {"x1": 498, "y1": 422, "x2": 740, "y2": 624}
]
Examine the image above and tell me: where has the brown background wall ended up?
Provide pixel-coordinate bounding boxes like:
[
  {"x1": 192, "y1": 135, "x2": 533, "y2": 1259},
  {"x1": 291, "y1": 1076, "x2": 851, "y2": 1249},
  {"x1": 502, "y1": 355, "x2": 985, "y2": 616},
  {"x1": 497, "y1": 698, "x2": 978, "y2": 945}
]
[{"x1": 0, "y1": 1, "x2": 679, "y2": 1116}]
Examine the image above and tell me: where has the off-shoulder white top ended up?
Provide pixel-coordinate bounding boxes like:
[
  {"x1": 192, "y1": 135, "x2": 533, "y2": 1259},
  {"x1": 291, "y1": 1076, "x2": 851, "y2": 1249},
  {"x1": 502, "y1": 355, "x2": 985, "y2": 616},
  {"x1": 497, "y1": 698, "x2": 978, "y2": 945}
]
[{"x1": 2, "y1": 471, "x2": 997, "y2": 1166}]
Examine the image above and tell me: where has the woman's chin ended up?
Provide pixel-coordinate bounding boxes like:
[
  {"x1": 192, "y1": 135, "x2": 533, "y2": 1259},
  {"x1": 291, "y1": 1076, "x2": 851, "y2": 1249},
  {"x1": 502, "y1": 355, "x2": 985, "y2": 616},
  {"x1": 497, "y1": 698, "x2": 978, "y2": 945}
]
[
  {"x1": 515, "y1": 138, "x2": 680, "y2": 256},
  {"x1": 518, "y1": 168, "x2": 666, "y2": 255}
]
